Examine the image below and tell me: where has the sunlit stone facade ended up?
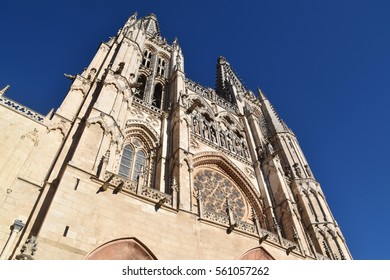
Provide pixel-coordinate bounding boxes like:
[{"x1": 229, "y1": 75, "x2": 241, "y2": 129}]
[{"x1": 0, "y1": 13, "x2": 351, "y2": 260}]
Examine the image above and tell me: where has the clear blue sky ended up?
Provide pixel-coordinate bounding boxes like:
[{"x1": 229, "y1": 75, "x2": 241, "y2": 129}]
[{"x1": 1, "y1": 1, "x2": 389, "y2": 260}]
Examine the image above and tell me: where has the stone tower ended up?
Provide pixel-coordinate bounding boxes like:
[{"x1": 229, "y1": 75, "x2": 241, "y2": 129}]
[{"x1": 0, "y1": 12, "x2": 351, "y2": 260}]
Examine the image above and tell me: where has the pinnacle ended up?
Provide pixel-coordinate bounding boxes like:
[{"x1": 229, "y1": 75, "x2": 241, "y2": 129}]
[
  {"x1": 0, "y1": 85, "x2": 10, "y2": 96},
  {"x1": 257, "y1": 88, "x2": 267, "y2": 101}
]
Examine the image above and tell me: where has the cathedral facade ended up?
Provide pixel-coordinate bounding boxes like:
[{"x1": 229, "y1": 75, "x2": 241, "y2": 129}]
[{"x1": 0, "y1": 13, "x2": 351, "y2": 260}]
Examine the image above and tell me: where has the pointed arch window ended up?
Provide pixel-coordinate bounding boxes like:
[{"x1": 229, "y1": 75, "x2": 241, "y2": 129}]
[
  {"x1": 132, "y1": 150, "x2": 146, "y2": 180},
  {"x1": 157, "y1": 57, "x2": 166, "y2": 76},
  {"x1": 118, "y1": 144, "x2": 147, "y2": 181},
  {"x1": 142, "y1": 50, "x2": 152, "y2": 68},
  {"x1": 135, "y1": 75, "x2": 147, "y2": 100},
  {"x1": 152, "y1": 83, "x2": 163, "y2": 109},
  {"x1": 119, "y1": 145, "x2": 133, "y2": 177}
]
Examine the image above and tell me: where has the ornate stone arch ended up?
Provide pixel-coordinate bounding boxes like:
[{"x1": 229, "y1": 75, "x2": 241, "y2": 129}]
[
  {"x1": 215, "y1": 111, "x2": 243, "y2": 132},
  {"x1": 104, "y1": 75, "x2": 131, "y2": 94},
  {"x1": 47, "y1": 120, "x2": 70, "y2": 139},
  {"x1": 83, "y1": 237, "x2": 157, "y2": 260},
  {"x1": 69, "y1": 85, "x2": 87, "y2": 97},
  {"x1": 137, "y1": 66, "x2": 152, "y2": 77},
  {"x1": 124, "y1": 120, "x2": 159, "y2": 146},
  {"x1": 86, "y1": 114, "x2": 111, "y2": 135},
  {"x1": 237, "y1": 246, "x2": 275, "y2": 260},
  {"x1": 157, "y1": 51, "x2": 170, "y2": 61},
  {"x1": 192, "y1": 152, "x2": 265, "y2": 227},
  {"x1": 115, "y1": 121, "x2": 159, "y2": 184},
  {"x1": 144, "y1": 44, "x2": 157, "y2": 54},
  {"x1": 317, "y1": 228, "x2": 333, "y2": 259}
]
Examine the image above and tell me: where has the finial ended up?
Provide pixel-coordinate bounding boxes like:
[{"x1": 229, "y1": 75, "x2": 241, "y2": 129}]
[
  {"x1": 172, "y1": 37, "x2": 179, "y2": 47},
  {"x1": 0, "y1": 85, "x2": 10, "y2": 96},
  {"x1": 128, "y1": 12, "x2": 137, "y2": 23}
]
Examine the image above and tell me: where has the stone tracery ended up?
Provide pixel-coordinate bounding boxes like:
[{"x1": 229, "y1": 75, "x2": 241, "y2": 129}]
[
  {"x1": 192, "y1": 152, "x2": 268, "y2": 231},
  {"x1": 193, "y1": 169, "x2": 248, "y2": 221},
  {"x1": 190, "y1": 106, "x2": 251, "y2": 160}
]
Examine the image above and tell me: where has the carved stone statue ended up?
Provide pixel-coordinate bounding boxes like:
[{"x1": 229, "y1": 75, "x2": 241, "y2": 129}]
[
  {"x1": 115, "y1": 62, "x2": 125, "y2": 75},
  {"x1": 176, "y1": 52, "x2": 182, "y2": 71},
  {"x1": 202, "y1": 120, "x2": 209, "y2": 139},
  {"x1": 87, "y1": 68, "x2": 97, "y2": 80},
  {"x1": 267, "y1": 142, "x2": 274, "y2": 155},
  {"x1": 235, "y1": 138, "x2": 242, "y2": 155},
  {"x1": 193, "y1": 116, "x2": 200, "y2": 134},
  {"x1": 219, "y1": 132, "x2": 226, "y2": 148},
  {"x1": 305, "y1": 164, "x2": 312, "y2": 177},
  {"x1": 293, "y1": 163, "x2": 302, "y2": 178},
  {"x1": 227, "y1": 133, "x2": 233, "y2": 152},
  {"x1": 181, "y1": 92, "x2": 188, "y2": 108},
  {"x1": 210, "y1": 125, "x2": 217, "y2": 143},
  {"x1": 242, "y1": 143, "x2": 249, "y2": 159}
]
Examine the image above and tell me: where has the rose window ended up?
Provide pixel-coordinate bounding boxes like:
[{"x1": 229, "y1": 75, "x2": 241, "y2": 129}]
[{"x1": 193, "y1": 169, "x2": 248, "y2": 220}]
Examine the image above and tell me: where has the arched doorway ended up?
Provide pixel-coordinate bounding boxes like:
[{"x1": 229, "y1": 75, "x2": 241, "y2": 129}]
[
  {"x1": 83, "y1": 237, "x2": 157, "y2": 260},
  {"x1": 237, "y1": 247, "x2": 274, "y2": 260}
]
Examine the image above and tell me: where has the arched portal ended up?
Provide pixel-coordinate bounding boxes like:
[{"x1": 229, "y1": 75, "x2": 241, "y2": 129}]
[
  {"x1": 237, "y1": 247, "x2": 274, "y2": 260},
  {"x1": 83, "y1": 237, "x2": 157, "y2": 260},
  {"x1": 192, "y1": 152, "x2": 266, "y2": 228}
]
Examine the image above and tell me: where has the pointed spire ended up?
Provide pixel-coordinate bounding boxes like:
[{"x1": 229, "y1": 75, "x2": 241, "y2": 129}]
[
  {"x1": 126, "y1": 12, "x2": 138, "y2": 26},
  {"x1": 170, "y1": 37, "x2": 184, "y2": 74},
  {"x1": 257, "y1": 87, "x2": 268, "y2": 101},
  {"x1": 258, "y1": 88, "x2": 289, "y2": 134},
  {"x1": 172, "y1": 37, "x2": 179, "y2": 49},
  {"x1": 143, "y1": 13, "x2": 160, "y2": 36},
  {"x1": 215, "y1": 56, "x2": 246, "y2": 104},
  {"x1": 0, "y1": 85, "x2": 10, "y2": 96}
]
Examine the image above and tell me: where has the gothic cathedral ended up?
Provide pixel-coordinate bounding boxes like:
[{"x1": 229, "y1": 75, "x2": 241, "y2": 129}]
[{"x1": 0, "y1": 13, "x2": 351, "y2": 260}]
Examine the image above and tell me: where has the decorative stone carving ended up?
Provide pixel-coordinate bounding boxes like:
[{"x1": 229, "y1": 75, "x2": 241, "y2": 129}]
[
  {"x1": 87, "y1": 68, "x2": 97, "y2": 81},
  {"x1": 305, "y1": 164, "x2": 312, "y2": 177},
  {"x1": 235, "y1": 220, "x2": 257, "y2": 234},
  {"x1": 115, "y1": 62, "x2": 125, "y2": 75},
  {"x1": 140, "y1": 186, "x2": 172, "y2": 204},
  {"x1": 193, "y1": 169, "x2": 248, "y2": 221},
  {"x1": 21, "y1": 128, "x2": 39, "y2": 146},
  {"x1": 190, "y1": 138, "x2": 199, "y2": 150},
  {"x1": 0, "y1": 96, "x2": 44, "y2": 122},
  {"x1": 245, "y1": 167, "x2": 256, "y2": 179},
  {"x1": 293, "y1": 163, "x2": 302, "y2": 178},
  {"x1": 16, "y1": 236, "x2": 38, "y2": 260},
  {"x1": 171, "y1": 177, "x2": 179, "y2": 193},
  {"x1": 266, "y1": 142, "x2": 274, "y2": 156},
  {"x1": 192, "y1": 115, "x2": 200, "y2": 134},
  {"x1": 0, "y1": 84, "x2": 10, "y2": 96}
]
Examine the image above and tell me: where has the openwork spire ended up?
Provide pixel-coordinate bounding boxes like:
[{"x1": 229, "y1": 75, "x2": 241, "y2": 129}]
[
  {"x1": 257, "y1": 88, "x2": 290, "y2": 134},
  {"x1": 143, "y1": 13, "x2": 160, "y2": 37},
  {"x1": 215, "y1": 57, "x2": 246, "y2": 105}
]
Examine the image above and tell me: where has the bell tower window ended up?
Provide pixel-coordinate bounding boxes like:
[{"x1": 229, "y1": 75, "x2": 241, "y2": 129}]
[
  {"x1": 152, "y1": 83, "x2": 163, "y2": 109},
  {"x1": 135, "y1": 75, "x2": 147, "y2": 100},
  {"x1": 157, "y1": 57, "x2": 166, "y2": 76},
  {"x1": 142, "y1": 50, "x2": 152, "y2": 68}
]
